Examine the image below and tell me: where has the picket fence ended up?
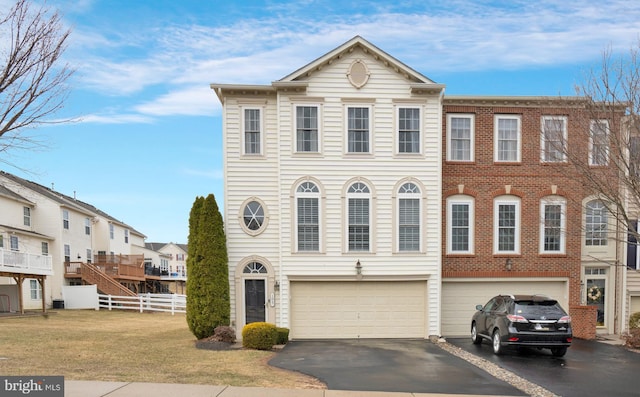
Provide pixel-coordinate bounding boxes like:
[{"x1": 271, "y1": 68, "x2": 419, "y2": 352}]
[{"x1": 98, "y1": 293, "x2": 186, "y2": 315}]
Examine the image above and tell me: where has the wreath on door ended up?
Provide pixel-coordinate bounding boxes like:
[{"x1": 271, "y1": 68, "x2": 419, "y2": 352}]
[{"x1": 587, "y1": 285, "x2": 602, "y2": 302}]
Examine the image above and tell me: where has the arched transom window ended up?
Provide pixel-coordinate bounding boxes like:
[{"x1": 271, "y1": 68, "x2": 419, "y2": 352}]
[{"x1": 243, "y1": 262, "x2": 267, "y2": 274}]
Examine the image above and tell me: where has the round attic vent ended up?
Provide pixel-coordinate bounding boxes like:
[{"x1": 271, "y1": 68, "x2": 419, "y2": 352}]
[{"x1": 347, "y1": 59, "x2": 370, "y2": 88}]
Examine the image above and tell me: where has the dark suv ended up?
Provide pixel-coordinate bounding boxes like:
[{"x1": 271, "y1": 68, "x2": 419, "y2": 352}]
[{"x1": 471, "y1": 294, "x2": 572, "y2": 357}]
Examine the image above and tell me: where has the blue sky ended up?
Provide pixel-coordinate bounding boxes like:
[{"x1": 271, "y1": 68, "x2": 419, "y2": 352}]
[{"x1": 2, "y1": 0, "x2": 640, "y2": 244}]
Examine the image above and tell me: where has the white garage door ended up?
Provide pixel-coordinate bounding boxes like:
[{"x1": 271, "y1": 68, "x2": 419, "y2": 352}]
[
  {"x1": 441, "y1": 280, "x2": 568, "y2": 337},
  {"x1": 290, "y1": 281, "x2": 427, "y2": 339}
]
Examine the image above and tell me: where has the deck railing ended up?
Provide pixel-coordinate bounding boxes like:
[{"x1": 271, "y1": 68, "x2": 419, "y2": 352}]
[{"x1": 0, "y1": 248, "x2": 53, "y2": 275}]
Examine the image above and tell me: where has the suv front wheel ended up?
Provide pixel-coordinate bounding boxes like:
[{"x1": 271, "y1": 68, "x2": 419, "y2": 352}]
[
  {"x1": 492, "y1": 330, "x2": 503, "y2": 355},
  {"x1": 471, "y1": 323, "x2": 482, "y2": 345}
]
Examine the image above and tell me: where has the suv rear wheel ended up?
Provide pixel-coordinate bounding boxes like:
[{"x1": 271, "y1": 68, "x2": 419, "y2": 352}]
[
  {"x1": 492, "y1": 330, "x2": 503, "y2": 355},
  {"x1": 471, "y1": 323, "x2": 482, "y2": 345},
  {"x1": 551, "y1": 347, "x2": 567, "y2": 357}
]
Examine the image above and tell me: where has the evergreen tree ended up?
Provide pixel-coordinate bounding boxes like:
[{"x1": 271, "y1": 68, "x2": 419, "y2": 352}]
[{"x1": 186, "y1": 194, "x2": 230, "y2": 339}]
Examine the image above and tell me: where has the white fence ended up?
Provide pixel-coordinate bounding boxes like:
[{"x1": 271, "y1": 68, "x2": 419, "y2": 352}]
[{"x1": 98, "y1": 293, "x2": 186, "y2": 315}]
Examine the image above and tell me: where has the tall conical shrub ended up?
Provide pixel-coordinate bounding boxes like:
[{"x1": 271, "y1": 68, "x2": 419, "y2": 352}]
[{"x1": 186, "y1": 194, "x2": 230, "y2": 339}]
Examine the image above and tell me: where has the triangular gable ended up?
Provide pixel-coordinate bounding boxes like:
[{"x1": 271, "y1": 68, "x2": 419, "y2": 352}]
[{"x1": 277, "y1": 35, "x2": 437, "y2": 85}]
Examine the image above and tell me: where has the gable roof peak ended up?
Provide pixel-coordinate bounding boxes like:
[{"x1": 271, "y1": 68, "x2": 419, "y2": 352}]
[{"x1": 277, "y1": 35, "x2": 438, "y2": 85}]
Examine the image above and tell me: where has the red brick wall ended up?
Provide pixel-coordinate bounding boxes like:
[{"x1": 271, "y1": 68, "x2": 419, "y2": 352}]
[
  {"x1": 570, "y1": 305, "x2": 597, "y2": 340},
  {"x1": 442, "y1": 101, "x2": 618, "y2": 308}
]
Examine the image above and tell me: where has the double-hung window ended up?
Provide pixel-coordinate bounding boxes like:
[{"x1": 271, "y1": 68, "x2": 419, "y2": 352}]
[
  {"x1": 494, "y1": 197, "x2": 520, "y2": 254},
  {"x1": 62, "y1": 209, "x2": 69, "y2": 229},
  {"x1": 296, "y1": 106, "x2": 319, "y2": 153},
  {"x1": 85, "y1": 218, "x2": 91, "y2": 235},
  {"x1": 42, "y1": 242, "x2": 49, "y2": 256},
  {"x1": 244, "y1": 108, "x2": 262, "y2": 155},
  {"x1": 590, "y1": 120, "x2": 609, "y2": 166},
  {"x1": 447, "y1": 114, "x2": 474, "y2": 161},
  {"x1": 447, "y1": 196, "x2": 474, "y2": 254},
  {"x1": 586, "y1": 200, "x2": 608, "y2": 246},
  {"x1": 398, "y1": 107, "x2": 420, "y2": 154},
  {"x1": 495, "y1": 115, "x2": 521, "y2": 162},
  {"x1": 540, "y1": 198, "x2": 566, "y2": 253},
  {"x1": 23, "y1": 207, "x2": 31, "y2": 227},
  {"x1": 30, "y1": 280, "x2": 42, "y2": 300},
  {"x1": 347, "y1": 182, "x2": 370, "y2": 251},
  {"x1": 398, "y1": 182, "x2": 421, "y2": 251},
  {"x1": 124, "y1": 229, "x2": 129, "y2": 244},
  {"x1": 109, "y1": 224, "x2": 114, "y2": 239},
  {"x1": 541, "y1": 116, "x2": 567, "y2": 162},
  {"x1": 296, "y1": 182, "x2": 320, "y2": 252},
  {"x1": 10, "y1": 235, "x2": 18, "y2": 251},
  {"x1": 347, "y1": 107, "x2": 370, "y2": 153},
  {"x1": 64, "y1": 244, "x2": 70, "y2": 263}
]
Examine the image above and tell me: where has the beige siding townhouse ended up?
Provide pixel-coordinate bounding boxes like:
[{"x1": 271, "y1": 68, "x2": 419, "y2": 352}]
[{"x1": 212, "y1": 36, "x2": 445, "y2": 339}]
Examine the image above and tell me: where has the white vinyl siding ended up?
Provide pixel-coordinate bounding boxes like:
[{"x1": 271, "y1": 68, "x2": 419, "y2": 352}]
[
  {"x1": 494, "y1": 115, "x2": 521, "y2": 162},
  {"x1": 447, "y1": 114, "x2": 474, "y2": 162},
  {"x1": 221, "y1": 44, "x2": 443, "y2": 338}
]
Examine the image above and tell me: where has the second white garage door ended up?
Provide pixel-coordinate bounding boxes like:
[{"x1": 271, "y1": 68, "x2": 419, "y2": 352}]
[
  {"x1": 290, "y1": 281, "x2": 427, "y2": 339},
  {"x1": 441, "y1": 280, "x2": 568, "y2": 337}
]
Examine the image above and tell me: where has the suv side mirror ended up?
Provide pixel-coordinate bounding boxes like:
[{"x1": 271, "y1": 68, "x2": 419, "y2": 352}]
[{"x1": 475, "y1": 304, "x2": 483, "y2": 311}]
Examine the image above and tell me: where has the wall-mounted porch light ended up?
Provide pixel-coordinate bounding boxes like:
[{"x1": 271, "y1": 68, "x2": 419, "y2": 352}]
[{"x1": 505, "y1": 258, "x2": 513, "y2": 271}]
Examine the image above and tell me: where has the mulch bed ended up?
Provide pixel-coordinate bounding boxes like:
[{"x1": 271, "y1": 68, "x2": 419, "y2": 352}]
[{"x1": 195, "y1": 338, "x2": 242, "y2": 351}]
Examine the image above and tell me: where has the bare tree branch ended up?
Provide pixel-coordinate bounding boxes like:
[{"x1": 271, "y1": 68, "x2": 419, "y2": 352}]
[
  {"x1": 565, "y1": 41, "x2": 640, "y2": 245},
  {"x1": 0, "y1": 0, "x2": 73, "y2": 159}
]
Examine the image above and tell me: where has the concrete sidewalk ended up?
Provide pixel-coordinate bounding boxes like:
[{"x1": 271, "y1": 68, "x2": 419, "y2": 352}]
[{"x1": 65, "y1": 381, "x2": 518, "y2": 397}]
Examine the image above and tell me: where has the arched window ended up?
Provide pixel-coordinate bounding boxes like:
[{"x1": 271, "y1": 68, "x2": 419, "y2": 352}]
[
  {"x1": 398, "y1": 182, "x2": 420, "y2": 251},
  {"x1": 243, "y1": 262, "x2": 267, "y2": 274},
  {"x1": 296, "y1": 182, "x2": 320, "y2": 251},
  {"x1": 347, "y1": 182, "x2": 371, "y2": 252}
]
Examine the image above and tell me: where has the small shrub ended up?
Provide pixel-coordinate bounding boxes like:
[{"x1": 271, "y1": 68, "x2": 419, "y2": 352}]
[
  {"x1": 624, "y1": 328, "x2": 640, "y2": 349},
  {"x1": 212, "y1": 325, "x2": 236, "y2": 343},
  {"x1": 242, "y1": 322, "x2": 278, "y2": 350},
  {"x1": 629, "y1": 312, "x2": 640, "y2": 329},
  {"x1": 276, "y1": 327, "x2": 290, "y2": 345}
]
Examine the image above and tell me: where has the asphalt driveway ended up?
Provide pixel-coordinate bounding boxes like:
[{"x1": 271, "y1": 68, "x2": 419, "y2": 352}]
[
  {"x1": 269, "y1": 339, "x2": 526, "y2": 395},
  {"x1": 447, "y1": 337, "x2": 640, "y2": 397}
]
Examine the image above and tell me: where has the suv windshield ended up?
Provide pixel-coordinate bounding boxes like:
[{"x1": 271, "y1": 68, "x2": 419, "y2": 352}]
[{"x1": 514, "y1": 300, "x2": 564, "y2": 317}]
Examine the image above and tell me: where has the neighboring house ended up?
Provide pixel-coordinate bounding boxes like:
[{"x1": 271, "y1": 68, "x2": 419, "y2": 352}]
[
  {"x1": 142, "y1": 242, "x2": 188, "y2": 294},
  {"x1": 441, "y1": 97, "x2": 624, "y2": 336},
  {"x1": 0, "y1": 171, "x2": 156, "y2": 308},
  {"x1": 212, "y1": 36, "x2": 445, "y2": 339},
  {"x1": 213, "y1": 36, "x2": 629, "y2": 339},
  {"x1": 0, "y1": 184, "x2": 54, "y2": 312}
]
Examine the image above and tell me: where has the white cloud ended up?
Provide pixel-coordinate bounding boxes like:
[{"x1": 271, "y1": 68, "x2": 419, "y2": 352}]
[
  {"x1": 134, "y1": 85, "x2": 220, "y2": 117},
  {"x1": 59, "y1": 0, "x2": 640, "y2": 121},
  {"x1": 76, "y1": 113, "x2": 154, "y2": 124}
]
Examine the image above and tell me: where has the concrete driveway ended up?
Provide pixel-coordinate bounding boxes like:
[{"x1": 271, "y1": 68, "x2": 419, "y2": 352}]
[
  {"x1": 269, "y1": 339, "x2": 526, "y2": 395},
  {"x1": 447, "y1": 337, "x2": 640, "y2": 397}
]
